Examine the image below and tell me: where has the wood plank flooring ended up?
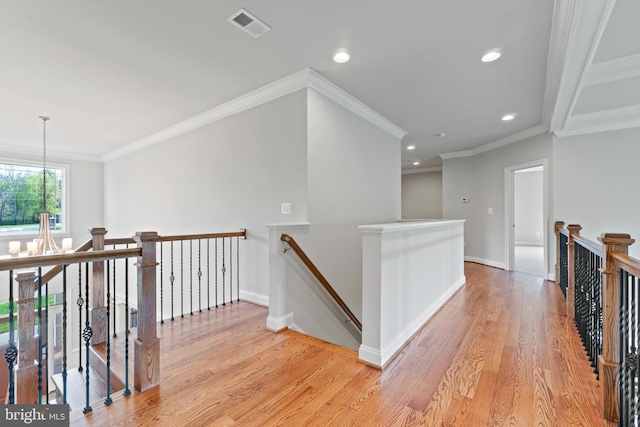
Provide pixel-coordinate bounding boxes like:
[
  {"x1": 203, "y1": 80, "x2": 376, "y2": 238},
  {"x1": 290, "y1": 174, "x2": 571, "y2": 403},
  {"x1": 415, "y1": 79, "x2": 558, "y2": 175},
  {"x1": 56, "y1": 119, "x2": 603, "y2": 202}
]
[{"x1": 71, "y1": 263, "x2": 613, "y2": 426}]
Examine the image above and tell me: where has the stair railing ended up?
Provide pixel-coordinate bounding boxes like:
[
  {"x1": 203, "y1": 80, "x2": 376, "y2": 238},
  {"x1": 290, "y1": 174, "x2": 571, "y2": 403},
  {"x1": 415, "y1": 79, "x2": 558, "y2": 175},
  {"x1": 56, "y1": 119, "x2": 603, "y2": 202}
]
[
  {"x1": 555, "y1": 222, "x2": 639, "y2": 425},
  {"x1": 280, "y1": 234, "x2": 362, "y2": 331}
]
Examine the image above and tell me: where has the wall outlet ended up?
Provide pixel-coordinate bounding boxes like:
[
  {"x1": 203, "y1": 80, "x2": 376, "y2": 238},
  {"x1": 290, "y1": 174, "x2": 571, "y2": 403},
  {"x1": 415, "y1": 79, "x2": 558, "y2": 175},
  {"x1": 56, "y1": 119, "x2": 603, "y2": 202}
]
[
  {"x1": 281, "y1": 203, "x2": 292, "y2": 215},
  {"x1": 461, "y1": 197, "x2": 469, "y2": 203},
  {"x1": 488, "y1": 208, "x2": 493, "y2": 214}
]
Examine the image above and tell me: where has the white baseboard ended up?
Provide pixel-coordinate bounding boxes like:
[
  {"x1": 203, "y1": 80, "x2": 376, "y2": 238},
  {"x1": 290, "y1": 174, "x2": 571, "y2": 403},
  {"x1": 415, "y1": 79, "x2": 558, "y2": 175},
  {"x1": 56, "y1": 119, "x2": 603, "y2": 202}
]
[
  {"x1": 266, "y1": 313, "x2": 293, "y2": 332},
  {"x1": 548, "y1": 273, "x2": 556, "y2": 281},
  {"x1": 289, "y1": 323, "x2": 305, "y2": 334},
  {"x1": 464, "y1": 256, "x2": 505, "y2": 270},
  {"x1": 515, "y1": 241, "x2": 544, "y2": 247},
  {"x1": 358, "y1": 345, "x2": 382, "y2": 367},
  {"x1": 239, "y1": 290, "x2": 269, "y2": 307}
]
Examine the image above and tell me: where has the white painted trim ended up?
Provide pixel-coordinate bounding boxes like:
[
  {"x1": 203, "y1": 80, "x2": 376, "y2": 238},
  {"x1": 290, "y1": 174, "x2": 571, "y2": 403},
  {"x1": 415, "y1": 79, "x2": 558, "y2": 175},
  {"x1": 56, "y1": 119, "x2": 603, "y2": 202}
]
[
  {"x1": 439, "y1": 150, "x2": 473, "y2": 160},
  {"x1": 289, "y1": 323, "x2": 305, "y2": 334},
  {"x1": 239, "y1": 290, "x2": 268, "y2": 307},
  {"x1": 266, "y1": 312, "x2": 294, "y2": 332},
  {"x1": 401, "y1": 166, "x2": 442, "y2": 174},
  {"x1": 378, "y1": 275, "x2": 465, "y2": 366},
  {"x1": 464, "y1": 256, "x2": 505, "y2": 270},
  {"x1": 548, "y1": 273, "x2": 556, "y2": 282},
  {"x1": 555, "y1": 104, "x2": 640, "y2": 137},
  {"x1": 307, "y1": 70, "x2": 407, "y2": 140},
  {"x1": 0, "y1": 143, "x2": 102, "y2": 163},
  {"x1": 584, "y1": 53, "x2": 640, "y2": 86},
  {"x1": 358, "y1": 345, "x2": 383, "y2": 367},
  {"x1": 359, "y1": 219, "x2": 464, "y2": 235},
  {"x1": 103, "y1": 70, "x2": 309, "y2": 161},
  {"x1": 438, "y1": 125, "x2": 548, "y2": 160},
  {"x1": 515, "y1": 241, "x2": 544, "y2": 247},
  {"x1": 103, "y1": 68, "x2": 407, "y2": 162}
]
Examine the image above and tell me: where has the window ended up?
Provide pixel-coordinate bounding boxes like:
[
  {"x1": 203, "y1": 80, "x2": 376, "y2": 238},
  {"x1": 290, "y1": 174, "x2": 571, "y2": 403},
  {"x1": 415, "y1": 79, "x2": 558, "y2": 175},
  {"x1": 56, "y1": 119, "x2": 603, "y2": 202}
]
[{"x1": 0, "y1": 159, "x2": 68, "y2": 237}]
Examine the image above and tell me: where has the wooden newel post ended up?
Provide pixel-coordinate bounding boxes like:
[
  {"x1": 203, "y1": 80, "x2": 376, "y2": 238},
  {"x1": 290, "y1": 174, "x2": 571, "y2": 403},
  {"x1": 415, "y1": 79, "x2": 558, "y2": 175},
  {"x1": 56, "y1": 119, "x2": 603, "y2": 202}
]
[
  {"x1": 15, "y1": 271, "x2": 38, "y2": 403},
  {"x1": 598, "y1": 232, "x2": 635, "y2": 423},
  {"x1": 90, "y1": 227, "x2": 108, "y2": 344},
  {"x1": 554, "y1": 221, "x2": 565, "y2": 283},
  {"x1": 566, "y1": 224, "x2": 581, "y2": 320},
  {"x1": 134, "y1": 231, "x2": 160, "y2": 392}
]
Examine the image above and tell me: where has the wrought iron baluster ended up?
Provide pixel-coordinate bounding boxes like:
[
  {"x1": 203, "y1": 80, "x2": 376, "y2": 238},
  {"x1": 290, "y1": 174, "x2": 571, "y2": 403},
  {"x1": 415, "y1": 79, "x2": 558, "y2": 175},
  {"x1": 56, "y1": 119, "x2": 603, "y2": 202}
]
[
  {"x1": 124, "y1": 254, "x2": 131, "y2": 397},
  {"x1": 198, "y1": 239, "x2": 202, "y2": 312},
  {"x1": 160, "y1": 242, "x2": 164, "y2": 324},
  {"x1": 222, "y1": 238, "x2": 226, "y2": 305},
  {"x1": 190, "y1": 239, "x2": 193, "y2": 316},
  {"x1": 77, "y1": 263, "x2": 84, "y2": 372},
  {"x1": 170, "y1": 241, "x2": 175, "y2": 321},
  {"x1": 113, "y1": 244, "x2": 117, "y2": 338},
  {"x1": 181, "y1": 240, "x2": 184, "y2": 318},
  {"x1": 45, "y1": 279, "x2": 49, "y2": 403},
  {"x1": 37, "y1": 267, "x2": 43, "y2": 404},
  {"x1": 207, "y1": 239, "x2": 211, "y2": 310},
  {"x1": 237, "y1": 236, "x2": 240, "y2": 302},
  {"x1": 83, "y1": 262, "x2": 93, "y2": 414},
  {"x1": 105, "y1": 261, "x2": 113, "y2": 405},
  {"x1": 230, "y1": 237, "x2": 233, "y2": 303},
  {"x1": 63, "y1": 266, "x2": 68, "y2": 404},
  {"x1": 5, "y1": 270, "x2": 17, "y2": 404},
  {"x1": 215, "y1": 238, "x2": 218, "y2": 308}
]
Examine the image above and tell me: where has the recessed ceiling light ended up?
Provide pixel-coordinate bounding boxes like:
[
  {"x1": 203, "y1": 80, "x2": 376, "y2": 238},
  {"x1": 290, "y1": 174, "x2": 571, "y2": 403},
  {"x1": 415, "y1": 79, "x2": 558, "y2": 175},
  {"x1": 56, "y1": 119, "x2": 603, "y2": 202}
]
[
  {"x1": 407, "y1": 145, "x2": 415, "y2": 150},
  {"x1": 501, "y1": 113, "x2": 516, "y2": 121},
  {"x1": 413, "y1": 161, "x2": 420, "y2": 166},
  {"x1": 333, "y1": 49, "x2": 350, "y2": 63},
  {"x1": 481, "y1": 49, "x2": 502, "y2": 63}
]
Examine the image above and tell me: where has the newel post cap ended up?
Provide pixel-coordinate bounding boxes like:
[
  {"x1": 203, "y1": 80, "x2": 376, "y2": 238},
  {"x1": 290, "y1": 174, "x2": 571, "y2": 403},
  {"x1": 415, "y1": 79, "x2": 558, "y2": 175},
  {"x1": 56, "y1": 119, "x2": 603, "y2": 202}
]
[
  {"x1": 598, "y1": 233, "x2": 635, "y2": 247},
  {"x1": 88, "y1": 227, "x2": 108, "y2": 236},
  {"x1": 554, "y1": 221, "x2": 565, "y2": 233},
  {"x1": 134, "y1": 231, "x2": 159, "y2": 244}
]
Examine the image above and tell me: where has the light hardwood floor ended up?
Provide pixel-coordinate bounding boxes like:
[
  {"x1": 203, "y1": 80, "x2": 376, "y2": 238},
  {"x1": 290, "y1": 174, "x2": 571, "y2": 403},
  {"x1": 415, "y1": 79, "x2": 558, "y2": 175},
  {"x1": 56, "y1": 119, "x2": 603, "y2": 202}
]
[{"x1": 71, "y1": 263, "x2": 612, "y2": 426}]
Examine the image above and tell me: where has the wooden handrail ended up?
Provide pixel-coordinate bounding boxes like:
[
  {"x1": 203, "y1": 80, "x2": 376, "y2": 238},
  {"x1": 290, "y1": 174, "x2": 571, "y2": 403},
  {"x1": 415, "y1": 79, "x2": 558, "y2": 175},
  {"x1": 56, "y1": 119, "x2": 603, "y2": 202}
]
[
  {"x1": 573, "y1": 235, "x2": 603, "y2": 256},
  {"x1": 0, "y1": 248, "x2": 141, "y2": 272},
  {"x1": 104, "y1": 237, "x2": 136, "y2": 246},
  {"x1": 37, "y1": 238, "x2": 93, "y2": 284},
  {"x1": 158, "y1": 230, "x2": 246, "y2": 242},
  {"x1": 280, "y1": 234, "x2": 362, "y2": 331},
  {"x1": 612, "y1": 253, "x2": 640, "y2": 278}
]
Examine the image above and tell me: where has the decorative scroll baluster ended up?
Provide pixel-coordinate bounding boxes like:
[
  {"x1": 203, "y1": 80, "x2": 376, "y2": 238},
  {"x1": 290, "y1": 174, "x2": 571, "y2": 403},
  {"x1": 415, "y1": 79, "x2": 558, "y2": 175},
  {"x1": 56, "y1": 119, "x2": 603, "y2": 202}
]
[
  {"x1": 222, "y1": 238, "x2": 226, "y2": 305},
  {"x1": 113, "y1": 245, "x2": 117, "y2": 338},
  {"x1": 559, "y1": 232, "x2": 568, "y2": 297},
  {"x1": 619, "y1": 269, "x2": 638, "y2": 426},
  {"x1": 62, "y1": 266, "x2": 68, "y2": 404},
  {"x1": 83, "y1": 262, "x2": 93, "y2": 414},
  {"x1": 198, "y1": 239, "x2": 202, "y2": 312},
  {"x1": 124, "y1": 253, "x2": 131, "y2": 396},
  {"x1": 170, "y1": 241, "x2": 175, "y2": 321},
  {"x1": 190, "y1": 239, "x2": 193, "y2": 316},
  {"x1": 37, "y1": 267, "x2": 43, "y2": 404},
  {"x1": 77, "y1": 263, "x2": 83, "y2": 372},
  {"x1": 4, "y1": 270, "x2": 17, "y2": 404},
  {"x1": 160, "y1": 243, "x2": 164, "y2": 324},
  {"x1": 207, "y1": 239, "x2": 211, "y2": 310},
  {"x1": 105, "y1": 260, "x2": 113, "y2": 405},
  {"x1": 181, "y1": 240, "x2": 184, "y2": 318}
]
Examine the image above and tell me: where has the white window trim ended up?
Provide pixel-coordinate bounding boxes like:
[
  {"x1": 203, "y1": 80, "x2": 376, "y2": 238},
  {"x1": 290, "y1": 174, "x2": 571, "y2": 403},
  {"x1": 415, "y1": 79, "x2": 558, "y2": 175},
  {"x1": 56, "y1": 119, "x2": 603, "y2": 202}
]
[{"x1": 0, "y1": 156, "x2": 70, "y2": 240}]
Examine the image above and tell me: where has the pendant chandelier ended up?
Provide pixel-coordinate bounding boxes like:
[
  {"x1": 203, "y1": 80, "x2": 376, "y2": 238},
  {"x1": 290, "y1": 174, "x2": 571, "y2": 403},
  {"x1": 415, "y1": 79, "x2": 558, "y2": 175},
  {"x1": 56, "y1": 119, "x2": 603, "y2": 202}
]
[{"x1": 35, "y1": 116, "x2": 62, "y2": 255}]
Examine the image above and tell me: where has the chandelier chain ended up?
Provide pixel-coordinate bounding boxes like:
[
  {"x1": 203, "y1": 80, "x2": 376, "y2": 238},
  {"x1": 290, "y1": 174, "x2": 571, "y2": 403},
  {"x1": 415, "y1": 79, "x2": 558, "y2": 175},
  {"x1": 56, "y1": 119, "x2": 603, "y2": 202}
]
[{"x1": 40, "y1": 116, "x2": 49, "y2": 212}]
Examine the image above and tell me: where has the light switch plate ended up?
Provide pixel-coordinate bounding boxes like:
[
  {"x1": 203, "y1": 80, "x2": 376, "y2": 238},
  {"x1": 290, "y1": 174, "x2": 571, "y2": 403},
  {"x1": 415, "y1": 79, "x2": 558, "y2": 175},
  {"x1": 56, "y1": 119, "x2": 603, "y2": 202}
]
[{"x1": 281, "y1": 203, "x2": 292, "y2": 214}]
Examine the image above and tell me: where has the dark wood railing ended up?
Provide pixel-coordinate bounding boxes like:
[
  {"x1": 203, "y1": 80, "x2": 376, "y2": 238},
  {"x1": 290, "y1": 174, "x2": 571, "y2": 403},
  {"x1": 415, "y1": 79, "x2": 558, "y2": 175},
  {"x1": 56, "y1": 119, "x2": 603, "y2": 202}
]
[
  {"x1": 280, "y1": 234, "x2": 362, "y2": 331},
  {"x1": 555, "y1": 221, "x2": 639, "y2": 425}
]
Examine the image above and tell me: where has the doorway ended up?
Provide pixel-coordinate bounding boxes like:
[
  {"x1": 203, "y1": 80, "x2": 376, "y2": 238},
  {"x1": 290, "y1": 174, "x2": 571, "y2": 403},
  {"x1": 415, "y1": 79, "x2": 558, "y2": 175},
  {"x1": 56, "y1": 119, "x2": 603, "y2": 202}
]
[{"x1": 504, "y1": 159, "x2": 548, "y2": 278}]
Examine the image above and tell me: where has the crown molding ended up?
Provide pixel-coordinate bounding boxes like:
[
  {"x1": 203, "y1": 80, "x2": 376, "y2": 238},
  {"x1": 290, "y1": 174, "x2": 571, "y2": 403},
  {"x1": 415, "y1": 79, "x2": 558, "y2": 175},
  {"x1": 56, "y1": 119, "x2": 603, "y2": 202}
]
[
  {"x1": 554, "y1": 104, "x2": 640, "y2": 137},
  {"x1": 583, "y1": 53, "x2": 640, "y2": 86},
  {"x1": 439, "y1": 150, "x2": 473, "y2": 160},
  {"x1": 438, "y1": 124, "x2": 548, "y2": 160},
  {"x1": 0, "y1": 143, "x2": 103, "y2": 163},
  {"x1": 547, "y1": 0, "x2": 616, "y2": 132},
  {"x1": 401, "y1": 166, "x2": 442, "y2": 175},
  {"x1": 472, "y1": 124, "x2": 548, "y2": 155},
  {"x1": 103, "y1": 68, "x2": 407, "y2": 162},
  {"x1": 306, "y1": 69, "x2": 407, "y2": 140}
]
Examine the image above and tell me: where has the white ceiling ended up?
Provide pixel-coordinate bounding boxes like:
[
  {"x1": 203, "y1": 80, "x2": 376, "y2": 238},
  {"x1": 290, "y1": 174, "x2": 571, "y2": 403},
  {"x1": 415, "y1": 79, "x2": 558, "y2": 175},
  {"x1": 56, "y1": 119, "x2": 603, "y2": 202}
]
[{"x1": 0, "y1": 1, "x2": 637, "y2": 167}]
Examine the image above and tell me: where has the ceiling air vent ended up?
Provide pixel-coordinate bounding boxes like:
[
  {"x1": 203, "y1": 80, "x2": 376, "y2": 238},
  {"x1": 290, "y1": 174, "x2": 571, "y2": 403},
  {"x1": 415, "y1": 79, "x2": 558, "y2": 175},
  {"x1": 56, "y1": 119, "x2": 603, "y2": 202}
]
[{"x1": 228, "y1": 8, "x2": 271, "y2": 38}]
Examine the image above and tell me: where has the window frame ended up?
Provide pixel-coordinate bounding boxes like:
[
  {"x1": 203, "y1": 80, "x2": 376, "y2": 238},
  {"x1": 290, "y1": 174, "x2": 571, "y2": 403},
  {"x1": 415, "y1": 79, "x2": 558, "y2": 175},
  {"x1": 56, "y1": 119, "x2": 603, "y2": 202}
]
[{"x1": 0, "y1": 156, "x2": 70, "y2": 240}]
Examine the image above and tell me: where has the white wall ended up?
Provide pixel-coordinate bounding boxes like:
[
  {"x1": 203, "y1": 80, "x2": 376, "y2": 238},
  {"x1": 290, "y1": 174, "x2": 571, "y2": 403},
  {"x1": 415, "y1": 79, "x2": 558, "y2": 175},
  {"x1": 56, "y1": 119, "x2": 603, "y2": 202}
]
[
  {"x1": 401, "y1": 171, "x2": 443, "y2": 219},
  {"x1": 443, "y1": 132, "x2": 553, "y2": 270},
  {"x1": 103, "y1": 90, "x2": 308, "y2": 309},
  {"x1": 306, "y1": 88, "x2": 401, "y2": 321},
  {"x1": 515, "y1": 169, "x2": 543, "y2": 245},
  {"x1": 554, "y1": 128, "x2": 640, "y2": 258}
]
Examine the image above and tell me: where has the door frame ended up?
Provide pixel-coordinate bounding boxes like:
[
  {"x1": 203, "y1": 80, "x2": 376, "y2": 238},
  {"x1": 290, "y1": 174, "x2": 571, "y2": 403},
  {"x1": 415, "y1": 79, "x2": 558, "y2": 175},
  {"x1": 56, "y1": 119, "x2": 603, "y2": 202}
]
[{"x1": 504, "y1": 158, "x2": 549, "y2": 278}]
